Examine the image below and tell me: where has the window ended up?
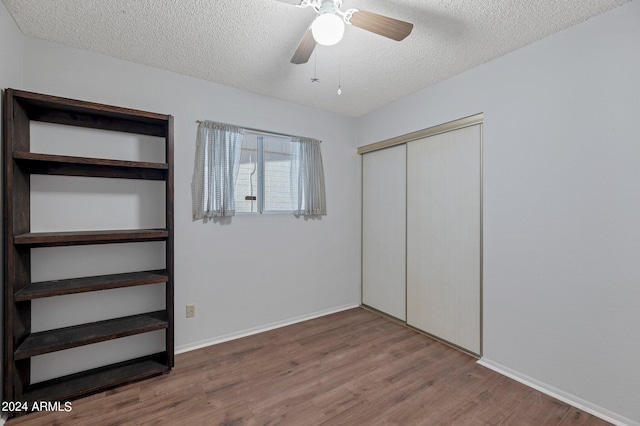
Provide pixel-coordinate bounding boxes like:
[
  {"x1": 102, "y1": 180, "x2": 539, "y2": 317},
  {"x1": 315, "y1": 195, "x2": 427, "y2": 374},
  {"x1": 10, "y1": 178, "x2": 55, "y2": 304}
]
[
  {"x1": 192, "y1": 120, "x2": 326, "y2": 219},
  {"x1": 235, "y1": 131, "x2": 295, "y2": 214}
]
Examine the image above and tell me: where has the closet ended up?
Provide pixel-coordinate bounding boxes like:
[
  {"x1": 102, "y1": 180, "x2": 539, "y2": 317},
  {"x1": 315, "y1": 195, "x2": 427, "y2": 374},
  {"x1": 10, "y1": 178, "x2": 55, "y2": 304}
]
[{"x1": 360, "y1": 115, "x2": 482, "y2": 355}]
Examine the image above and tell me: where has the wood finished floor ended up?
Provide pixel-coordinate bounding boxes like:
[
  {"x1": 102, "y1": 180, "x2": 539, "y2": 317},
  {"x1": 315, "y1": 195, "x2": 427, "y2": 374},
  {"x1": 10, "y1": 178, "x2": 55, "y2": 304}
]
[{"x1": 7, "y1": 308, "x2": 610, "y2": 426}]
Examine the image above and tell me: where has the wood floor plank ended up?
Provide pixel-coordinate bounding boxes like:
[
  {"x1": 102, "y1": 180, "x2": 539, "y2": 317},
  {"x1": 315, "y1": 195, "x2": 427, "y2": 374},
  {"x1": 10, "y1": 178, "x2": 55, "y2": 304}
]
[
  {"x1": 436, "y1": 374, "x2": 532, "y2": 425},
  {"x1": 560, "y1": 408, "x2": 614, "y2": 425},
  {"x1": 318, "y1": 398, "x2": 389, "y2": 425},
  {"x1": 500, "y1": 390, "x2": 573, "y2": 425},
  {"x1": 5, "y1": 387, "x2": 140, "y2": 426},
  {"x1": 370, "y1": 350, "x2": 474, "y2": 424},
  {"x1": 6, "y1": 308, "x2": 613, "y2": 426}
]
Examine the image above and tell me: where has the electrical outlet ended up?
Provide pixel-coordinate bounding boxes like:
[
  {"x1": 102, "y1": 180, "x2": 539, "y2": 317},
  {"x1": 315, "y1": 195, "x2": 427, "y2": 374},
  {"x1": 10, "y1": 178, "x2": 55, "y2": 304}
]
[{"x1": 186, "y1": 304, "x2": 196, "y2": 318}]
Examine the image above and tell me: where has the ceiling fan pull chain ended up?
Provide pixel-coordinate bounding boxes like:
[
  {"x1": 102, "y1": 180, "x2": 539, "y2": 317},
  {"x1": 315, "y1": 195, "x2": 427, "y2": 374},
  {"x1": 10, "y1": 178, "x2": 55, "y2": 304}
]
[
  {"x1": 337, "y1": 46, "x2": 342, "y2": 95},
  {"x1": 311, "y1": 50, "x2": 320, "y2": 83}
]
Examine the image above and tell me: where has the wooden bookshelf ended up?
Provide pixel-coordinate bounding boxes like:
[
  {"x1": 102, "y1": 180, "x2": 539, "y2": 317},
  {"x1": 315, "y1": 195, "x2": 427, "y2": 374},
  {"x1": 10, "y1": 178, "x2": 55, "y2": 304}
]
[{"x1": 2, "y1": 89, "x2": 174, "y2": 416}]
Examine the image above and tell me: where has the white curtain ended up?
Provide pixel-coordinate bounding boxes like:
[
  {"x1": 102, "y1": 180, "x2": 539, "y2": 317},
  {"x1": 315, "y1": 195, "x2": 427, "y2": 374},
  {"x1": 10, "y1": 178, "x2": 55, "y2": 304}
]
[
  {"x1": 192, "y1": 121, "x2": 244, "y2": 219},
  {"x1": 290, "y1": 137, "x2": 327, "y2": 217}
]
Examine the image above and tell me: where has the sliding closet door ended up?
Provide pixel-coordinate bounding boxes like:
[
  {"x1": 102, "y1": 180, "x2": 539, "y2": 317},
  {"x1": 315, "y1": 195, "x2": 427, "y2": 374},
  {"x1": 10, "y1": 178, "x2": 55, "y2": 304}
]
[
  {"x1": 362, "y1": 145, "x2": 406, "y2": 320},
  {"x1": 406, "y1": 124, "x2": 481, "y2": 355}
]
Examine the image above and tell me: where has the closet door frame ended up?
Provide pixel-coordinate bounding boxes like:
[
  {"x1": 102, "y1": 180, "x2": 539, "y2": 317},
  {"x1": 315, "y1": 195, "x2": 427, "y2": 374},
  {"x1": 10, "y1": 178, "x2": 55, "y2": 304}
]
[{"x1": 358, "y1": 113, "x2": 483, "y2": 357}]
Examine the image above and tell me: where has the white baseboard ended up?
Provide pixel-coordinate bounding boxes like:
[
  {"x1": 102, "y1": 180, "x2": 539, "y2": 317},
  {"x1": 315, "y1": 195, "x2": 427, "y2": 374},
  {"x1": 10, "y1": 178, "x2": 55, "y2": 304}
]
[
  {"x1": 175, "y1": 303, "x2": 360, "y2": 355},
  {"x1": 477, "y1": 358, "x2": 638, "y2": 426}
]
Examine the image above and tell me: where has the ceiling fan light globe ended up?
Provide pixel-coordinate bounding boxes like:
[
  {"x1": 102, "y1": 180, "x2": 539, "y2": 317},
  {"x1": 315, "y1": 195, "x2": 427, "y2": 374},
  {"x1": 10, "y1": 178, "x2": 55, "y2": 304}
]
[{"x1": 311, "y1": 13, "x2": 345, "y2": 46}]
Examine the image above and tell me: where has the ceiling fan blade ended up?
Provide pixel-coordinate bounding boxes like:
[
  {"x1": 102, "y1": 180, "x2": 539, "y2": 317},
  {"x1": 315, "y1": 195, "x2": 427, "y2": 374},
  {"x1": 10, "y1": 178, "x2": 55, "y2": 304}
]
[
  {"x1": 350, "y1": 10, "x2": 414, "y2": 41},
  {"x1": 290, "y1": 28, "x2": 316, "y2": 64},
  {"x1": 273, "y1": 0, "x2": 303, "y2": 5}
]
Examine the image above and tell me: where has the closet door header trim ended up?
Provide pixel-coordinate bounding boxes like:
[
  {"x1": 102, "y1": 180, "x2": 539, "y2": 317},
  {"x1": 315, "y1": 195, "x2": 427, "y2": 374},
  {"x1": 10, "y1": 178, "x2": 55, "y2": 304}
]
[{"x1": 357, "y1": 113, "x2": 483, "y2": 155}]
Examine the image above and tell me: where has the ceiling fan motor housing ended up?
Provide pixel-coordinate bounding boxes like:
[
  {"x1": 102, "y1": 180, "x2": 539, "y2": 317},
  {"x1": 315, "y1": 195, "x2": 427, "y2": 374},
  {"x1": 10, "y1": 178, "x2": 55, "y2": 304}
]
[{"x1": 317, "y1": 0, "x2": 341, "y2": 14}]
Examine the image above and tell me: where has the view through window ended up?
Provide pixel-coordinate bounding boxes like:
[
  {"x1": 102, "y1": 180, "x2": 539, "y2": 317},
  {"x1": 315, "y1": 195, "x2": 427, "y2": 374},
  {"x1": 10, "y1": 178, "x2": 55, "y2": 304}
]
[{"x1": 235, "y1": 132, "x2": 294, "y2": 213}]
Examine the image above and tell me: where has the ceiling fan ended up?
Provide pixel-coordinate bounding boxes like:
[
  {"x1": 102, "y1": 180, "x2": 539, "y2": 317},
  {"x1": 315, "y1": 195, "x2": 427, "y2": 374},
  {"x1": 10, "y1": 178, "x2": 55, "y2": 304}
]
[{"x1": 277, "y1": 0, "x2": 414, "y2": 64}]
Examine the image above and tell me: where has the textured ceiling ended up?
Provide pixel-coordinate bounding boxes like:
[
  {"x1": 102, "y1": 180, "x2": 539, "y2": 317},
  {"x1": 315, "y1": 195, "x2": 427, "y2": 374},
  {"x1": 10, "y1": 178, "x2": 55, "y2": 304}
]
[{"x1": 3, "y1": 0, "x2": 631, "y2": 117}]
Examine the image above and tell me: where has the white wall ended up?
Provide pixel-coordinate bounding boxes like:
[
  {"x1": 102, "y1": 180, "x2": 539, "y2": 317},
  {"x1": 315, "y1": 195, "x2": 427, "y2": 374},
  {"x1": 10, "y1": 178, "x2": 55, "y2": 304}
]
[
  {"x1": 358, "y1": 1, "x2": 640, "y2": 424},
  {"x1": 0, "y1": 3, "x2": 22, "y2": 87},
  {"x1": 17, "y1": 36, "x2": 360, "y2": 379},
  {"x1": 0, "y1": 0, "x2": 24, "y2": 406}
]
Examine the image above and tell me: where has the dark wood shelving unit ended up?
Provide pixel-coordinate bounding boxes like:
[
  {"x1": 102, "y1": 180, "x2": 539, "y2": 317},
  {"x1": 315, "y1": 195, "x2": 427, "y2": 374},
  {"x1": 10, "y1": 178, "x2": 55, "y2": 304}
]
[{"x1": 3, "y1": 89, "x2": 174, "y2": 416}]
